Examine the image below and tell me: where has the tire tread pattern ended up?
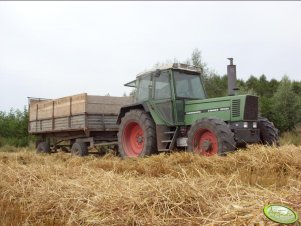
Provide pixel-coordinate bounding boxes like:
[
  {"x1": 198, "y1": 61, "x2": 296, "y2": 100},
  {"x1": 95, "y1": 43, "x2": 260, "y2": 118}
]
[{"x1": 258, "y1": 117, "x2": 279, "y2": 145}]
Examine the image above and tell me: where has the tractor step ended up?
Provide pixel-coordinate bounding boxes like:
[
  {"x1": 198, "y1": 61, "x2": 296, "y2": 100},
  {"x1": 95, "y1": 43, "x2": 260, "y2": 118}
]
[
  {"x1": 164, "y1": 131, "x2": 176, "y2": 134},
  {"x1": 161, "y1": 140, "x2": 172, "y2": 143},
  {"x1": 158, "y1": 149, "x2": 170, "y2": 152},
  {"x1": 157, "y1": 127, "x2": 179, "y2": 152}
]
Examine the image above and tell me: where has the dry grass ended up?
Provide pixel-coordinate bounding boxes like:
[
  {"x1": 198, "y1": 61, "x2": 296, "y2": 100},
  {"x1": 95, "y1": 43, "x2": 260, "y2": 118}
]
[
  {"x1": 280, "y1": 131, "x2": 301, "y2": 146},
  {"x1": 0, "y1": 145, "x2": 301, "y2": 226}
]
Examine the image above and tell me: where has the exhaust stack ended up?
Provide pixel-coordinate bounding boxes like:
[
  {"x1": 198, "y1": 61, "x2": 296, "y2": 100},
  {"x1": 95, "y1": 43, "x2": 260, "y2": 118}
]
[{"x1": 227, "y1": 58, "x2": 238, "y2": 96}]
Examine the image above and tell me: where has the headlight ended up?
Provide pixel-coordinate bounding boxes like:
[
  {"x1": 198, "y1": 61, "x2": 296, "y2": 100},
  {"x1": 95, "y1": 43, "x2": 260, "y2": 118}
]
[
  {"x1": 253, "y1": 122, "x2": 257, "y2": 128},
  {"x1": 243, "y1": 122, "x2": 248, "y2": 128}
]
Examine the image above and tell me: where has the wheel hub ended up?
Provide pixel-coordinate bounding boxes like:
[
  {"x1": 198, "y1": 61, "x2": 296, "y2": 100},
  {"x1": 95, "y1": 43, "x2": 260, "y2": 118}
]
[
  {"x1": 201, "y1": 139, "x2": 212, "y2": 152},
  {"x1": 193, "y1": 129, "x2": 218, "y2": 156},
  {"x1": 137, "y1": 135, "x2": 143, "y2": 144}
]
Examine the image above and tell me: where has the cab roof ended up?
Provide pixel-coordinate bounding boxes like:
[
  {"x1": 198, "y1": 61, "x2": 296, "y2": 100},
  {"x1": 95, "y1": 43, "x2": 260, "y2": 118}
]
[
  {"x1": 136, "y1": 63, "x2": 201, "y2": 78},
  {"x1": 124, "y1": 63, "x2": 202, "y2": 87}
]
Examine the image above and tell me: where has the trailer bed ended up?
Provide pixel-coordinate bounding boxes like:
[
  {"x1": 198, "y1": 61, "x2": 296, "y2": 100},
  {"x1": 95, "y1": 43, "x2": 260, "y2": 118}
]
[{"x1": 29, "y1": 93, "x2": 133, "y2": 134}]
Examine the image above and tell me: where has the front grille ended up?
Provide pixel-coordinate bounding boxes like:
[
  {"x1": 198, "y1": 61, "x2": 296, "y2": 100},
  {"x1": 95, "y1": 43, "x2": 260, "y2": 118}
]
[
  {"x1": 244, "y1": 96, "x2": 258, "y2": 120},
  {"x1": 232, "y1": 99, "x2": 240, "y2": 118}
]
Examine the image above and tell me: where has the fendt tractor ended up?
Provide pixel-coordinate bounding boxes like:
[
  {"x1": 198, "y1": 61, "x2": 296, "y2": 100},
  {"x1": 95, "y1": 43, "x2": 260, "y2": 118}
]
[{"x1": 29, "y1": 58, "x2": 279, "y2": 157}]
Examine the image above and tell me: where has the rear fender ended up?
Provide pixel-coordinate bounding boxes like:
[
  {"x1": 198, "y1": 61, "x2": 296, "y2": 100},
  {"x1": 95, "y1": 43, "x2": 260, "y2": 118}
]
[{"x1": 117, "y1": 103, "x2": 149, "y2": 124}]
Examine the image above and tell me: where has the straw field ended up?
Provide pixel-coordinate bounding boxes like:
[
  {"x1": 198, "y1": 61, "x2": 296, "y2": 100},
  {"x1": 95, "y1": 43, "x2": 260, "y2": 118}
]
[{"x1": 0, "y1": 145, "x2": 300, "y2": 225}]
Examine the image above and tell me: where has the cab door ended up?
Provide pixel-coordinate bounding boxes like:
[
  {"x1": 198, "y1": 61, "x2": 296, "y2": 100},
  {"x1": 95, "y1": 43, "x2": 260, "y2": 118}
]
[{"x1": 149, "y1": 70, "x2": 174, "y2": 125}]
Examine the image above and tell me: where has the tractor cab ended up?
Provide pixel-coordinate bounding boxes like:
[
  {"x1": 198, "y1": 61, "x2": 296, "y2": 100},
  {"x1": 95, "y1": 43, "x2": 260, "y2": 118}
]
[
  {"x1": 124, "y1": 63, "x2": 206, "y2": 125},
  {"x1": 125, "y1": 63, "x2": 206, "y2": 102}
]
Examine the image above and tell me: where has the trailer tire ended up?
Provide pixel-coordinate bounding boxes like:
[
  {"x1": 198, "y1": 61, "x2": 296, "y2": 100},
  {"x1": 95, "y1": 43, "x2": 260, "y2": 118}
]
[
  {"x1": 61, "y1": 146, "x2": 69, "y2": 153},
  {"x1": 118, "y1": 109, "x2": 157, "y2": 158},
  {"x1": 71, "y1": 142, "x2": 88, "y2": 156},
  {"x1": 36, "y1": 142, "x2": 51, "y2": 154},
  {"x1": 258, "y1": 117, "x2": 279, "y2": 146},
  {"x1": 187, "y1": 118, "x2": 236, "y2": 156}
]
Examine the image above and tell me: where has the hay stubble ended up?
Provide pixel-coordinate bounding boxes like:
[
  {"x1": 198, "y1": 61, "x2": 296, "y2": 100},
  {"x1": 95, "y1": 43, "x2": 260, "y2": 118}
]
[{"x1": 0, "y1": 145, "x2": 301, "y2": 225}]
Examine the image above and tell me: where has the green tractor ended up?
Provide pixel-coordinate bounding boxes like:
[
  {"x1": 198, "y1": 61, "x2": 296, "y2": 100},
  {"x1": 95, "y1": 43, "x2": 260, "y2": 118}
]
[{"x1": 117, "y1": 58, "x2": 279, "y2": 157}]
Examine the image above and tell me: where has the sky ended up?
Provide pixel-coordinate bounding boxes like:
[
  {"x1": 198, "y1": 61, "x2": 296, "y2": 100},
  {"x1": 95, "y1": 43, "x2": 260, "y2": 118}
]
[{"x1": 1, "y1": 1, "x2": 301, "y2": 111}]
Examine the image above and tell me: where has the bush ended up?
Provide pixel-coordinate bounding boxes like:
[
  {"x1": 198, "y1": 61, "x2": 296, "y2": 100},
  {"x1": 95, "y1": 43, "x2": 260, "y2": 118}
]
[{"x1": 0, "y1": 108, "x2": 30, "y2": 147}]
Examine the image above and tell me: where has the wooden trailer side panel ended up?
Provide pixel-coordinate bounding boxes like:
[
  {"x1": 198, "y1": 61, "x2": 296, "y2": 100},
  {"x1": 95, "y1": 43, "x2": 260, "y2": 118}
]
[
  {"x1": 86, "y1": 95, "x2": 134, "y2": 115},
  {"x1": 29, "y1": 93, "x2": 87, "y2": 121},
  {"x1": 29, "y1": 115, "x2": 85, "y2": 133},
  {"x1": 28, "y1": 93, "x2": 133, "y2": 134}
]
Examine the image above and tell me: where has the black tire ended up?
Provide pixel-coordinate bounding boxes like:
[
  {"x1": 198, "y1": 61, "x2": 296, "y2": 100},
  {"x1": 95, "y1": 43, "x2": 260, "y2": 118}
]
[
  {"x1": 36, "y1": 142, "x2": 51, "y2": 154},
  {"x1": 258, "y1": 117, "x2": 279, "y2": 145},
  {"x1": 117, "y1": 109, "x2": 157, "y2": 158},
  {"x1": 187, "y1": 118, "x2": 236, "y2": 156},
  {"x1": 71, "y1": 142, "x2": 88, "y2": 156}
]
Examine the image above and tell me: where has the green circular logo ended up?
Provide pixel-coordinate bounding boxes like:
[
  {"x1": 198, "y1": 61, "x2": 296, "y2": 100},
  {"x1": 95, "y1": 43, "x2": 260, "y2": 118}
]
[{"x1": 263, "y1": 204, "x2": 299, "y2": 224}]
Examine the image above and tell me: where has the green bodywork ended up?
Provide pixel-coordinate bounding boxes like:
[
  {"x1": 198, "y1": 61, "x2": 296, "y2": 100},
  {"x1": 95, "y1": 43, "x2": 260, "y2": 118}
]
[{"x1": 185, "y1": 95, "x2": 247, "y2": 125}]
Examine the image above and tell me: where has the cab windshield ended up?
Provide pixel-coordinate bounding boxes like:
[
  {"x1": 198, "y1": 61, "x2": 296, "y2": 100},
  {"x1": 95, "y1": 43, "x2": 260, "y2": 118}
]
[{"x1": 173, "y1": 71, "x2": 206, "y2": 99}]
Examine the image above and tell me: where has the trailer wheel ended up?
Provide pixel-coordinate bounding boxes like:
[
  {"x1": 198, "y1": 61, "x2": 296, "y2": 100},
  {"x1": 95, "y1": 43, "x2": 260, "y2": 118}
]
[
  {"x1": 258, "y1": 117, "x2": 279, "y2": 145},
  {"x1": 187, "y1": 118, "x2": 235, "y2": 156},
  {"x1": 71, "y1": 142, "x2": 88, "y2": 156},
  {"x1": 61, "y1": 146, "x2": 70, "y2": 153},
  {"x1": 118, "y1": 109, "x2": 157, "y2": 158},
  {"x1": 36, "y1": 142, "x2": 51, "y2": 154}
]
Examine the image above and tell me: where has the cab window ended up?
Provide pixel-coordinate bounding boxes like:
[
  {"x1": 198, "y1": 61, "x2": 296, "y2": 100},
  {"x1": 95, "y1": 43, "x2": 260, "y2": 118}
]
[
  {"x1": 154, "y1": 72, "x2": 171, "y2": 99},
  {"x1": 174, "y1": 71, "x2": 205, "y2": 99},
  {"x1": 137, "y1": 75, "x2": 152, "y2": 101}
]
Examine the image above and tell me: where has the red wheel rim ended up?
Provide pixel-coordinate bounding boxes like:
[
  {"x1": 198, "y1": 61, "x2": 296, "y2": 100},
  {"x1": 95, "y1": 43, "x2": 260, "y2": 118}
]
[
  {"x1": 193, "y1": 129, "x2": 218, "y2": 156},
  {"x1": 122, "y1": 121, "x2": 144, "y2": 157}
]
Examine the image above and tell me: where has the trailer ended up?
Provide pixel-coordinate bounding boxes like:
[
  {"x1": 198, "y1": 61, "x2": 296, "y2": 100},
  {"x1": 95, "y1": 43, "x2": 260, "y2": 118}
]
[{"x1": 28, "y1": 93, "x2": 133, "y2": 155}]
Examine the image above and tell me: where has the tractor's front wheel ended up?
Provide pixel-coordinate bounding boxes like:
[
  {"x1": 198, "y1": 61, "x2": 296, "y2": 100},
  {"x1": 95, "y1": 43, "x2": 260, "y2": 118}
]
[
  {"x1": 187, "y1": 118, "x2": 236, "y2": 156},
  {"x1": 118, "y1": 110, "x2": 157, "y2": 158},
  {"x1": 258, "y1": 117, "x2": 279, "y2": 145}
]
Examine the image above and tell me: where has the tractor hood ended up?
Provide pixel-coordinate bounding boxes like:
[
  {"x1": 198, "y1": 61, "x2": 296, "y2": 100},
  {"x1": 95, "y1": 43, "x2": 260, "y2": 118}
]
[{"x1": 184, "y1": 94, "x2": 258, "y2": 125}]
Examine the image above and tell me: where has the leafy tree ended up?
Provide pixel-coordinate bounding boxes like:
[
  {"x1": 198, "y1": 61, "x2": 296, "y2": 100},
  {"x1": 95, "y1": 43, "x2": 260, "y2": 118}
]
[
  {"x1": 292, "y1": 81, "x2": 301, "y2": 95},
  {"x1": 190, "y1": 48, "x2": 208, "y2": 78},
  {"x1": 270, "y1": 76, "x2": 301, "y2": 132},
  {"x1": 0, "y1": 107, "x2": 29, "y2": 147},
  {"x1": 205, "y1": 73, "x2": 227, "y2": 98}
]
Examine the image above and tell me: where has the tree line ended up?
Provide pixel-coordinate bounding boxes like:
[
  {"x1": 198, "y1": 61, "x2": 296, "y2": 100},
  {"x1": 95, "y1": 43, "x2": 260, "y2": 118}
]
[{"x1": 0, "y1": 49, "x2": 300, "y2": 147}]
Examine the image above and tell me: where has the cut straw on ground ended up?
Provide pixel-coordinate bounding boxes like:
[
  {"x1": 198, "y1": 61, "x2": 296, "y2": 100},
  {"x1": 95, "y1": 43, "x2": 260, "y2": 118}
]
[{"x1": 0, "y1": 145, "x2": 300, "y2": 225}]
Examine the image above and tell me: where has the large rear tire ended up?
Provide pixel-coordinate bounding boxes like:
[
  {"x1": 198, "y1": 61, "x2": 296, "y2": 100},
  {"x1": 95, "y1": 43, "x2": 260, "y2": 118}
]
[
  {"x1": 258, "y1": 117, "x2": 279, "y2": 145},
  {"x1": 118, "y1": 109, "x2": 157, "y2": 158},
  {"x1": 187, "y1": 118, "x2": 236, "y2": 156},
  {"x1": 71, "y1": 142, "x2": 88, "y2": 156}
]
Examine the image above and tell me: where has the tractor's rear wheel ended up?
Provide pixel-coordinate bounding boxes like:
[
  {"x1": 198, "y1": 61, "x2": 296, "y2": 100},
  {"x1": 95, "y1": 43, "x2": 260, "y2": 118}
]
[
  {"x1": 36, "y1": 141, "x2": 51, "y2": 154},
  {"x1": 118, "y1": 110, "x2": 157, "y2": 158},
  {"x1": 258, "y1": 117, "x2": 279, "y2": 145},
  {"x1": 71, "y1": 142, "x2": 88, "y2": 156},
  {"x1": 187, "y1": 118, "x2": 236, "y2": 156}
]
